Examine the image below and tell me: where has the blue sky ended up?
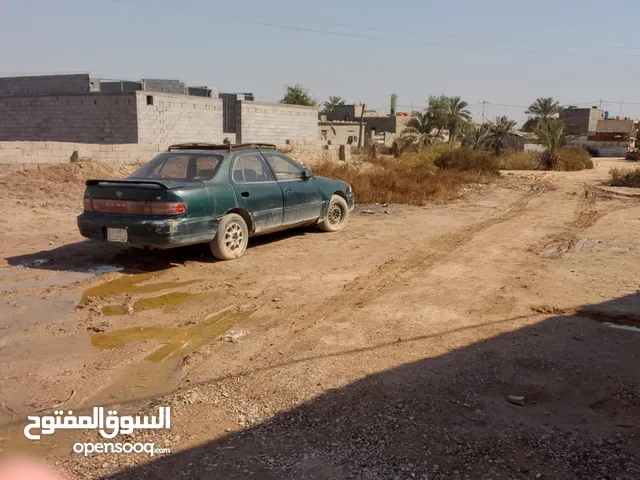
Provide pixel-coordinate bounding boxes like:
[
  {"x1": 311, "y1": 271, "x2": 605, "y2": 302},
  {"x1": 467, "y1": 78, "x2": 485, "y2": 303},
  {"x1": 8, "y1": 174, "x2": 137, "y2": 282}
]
[{"x1": 3, "y1": 0, "x2": 640, "y2": 123}]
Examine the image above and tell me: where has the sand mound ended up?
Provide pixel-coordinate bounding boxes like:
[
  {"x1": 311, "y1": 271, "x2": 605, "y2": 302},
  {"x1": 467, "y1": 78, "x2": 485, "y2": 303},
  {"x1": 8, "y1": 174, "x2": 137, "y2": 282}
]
[{"x1": 0, "y1": 162, "x2": 139, "y2": 206}]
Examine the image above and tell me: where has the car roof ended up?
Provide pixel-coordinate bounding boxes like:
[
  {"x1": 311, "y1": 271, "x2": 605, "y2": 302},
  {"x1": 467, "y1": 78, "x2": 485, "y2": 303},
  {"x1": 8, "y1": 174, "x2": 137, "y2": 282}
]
[{"x1": 166, "y1": 143, "x2": 278, "y2": 154}]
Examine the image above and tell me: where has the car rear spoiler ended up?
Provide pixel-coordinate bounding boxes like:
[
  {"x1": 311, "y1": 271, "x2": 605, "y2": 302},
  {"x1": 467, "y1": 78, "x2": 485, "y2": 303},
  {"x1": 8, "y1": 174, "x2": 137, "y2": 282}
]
[{"x1": 85, "y1": 179, "x2": 170, "y2": 189}]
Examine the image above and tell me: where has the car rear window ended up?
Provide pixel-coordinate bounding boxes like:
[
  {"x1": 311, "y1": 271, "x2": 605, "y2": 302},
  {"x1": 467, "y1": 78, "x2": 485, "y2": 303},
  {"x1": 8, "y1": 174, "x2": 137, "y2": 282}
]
[{"x1": 129, "y1": 153, "x2": 224, "y2": 181}]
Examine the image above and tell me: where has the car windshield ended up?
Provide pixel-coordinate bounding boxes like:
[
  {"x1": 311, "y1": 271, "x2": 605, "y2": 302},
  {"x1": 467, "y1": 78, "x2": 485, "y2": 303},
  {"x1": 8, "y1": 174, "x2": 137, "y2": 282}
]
[{"x1": 129, "y1": 152, "x2": 224, "y2": 181}]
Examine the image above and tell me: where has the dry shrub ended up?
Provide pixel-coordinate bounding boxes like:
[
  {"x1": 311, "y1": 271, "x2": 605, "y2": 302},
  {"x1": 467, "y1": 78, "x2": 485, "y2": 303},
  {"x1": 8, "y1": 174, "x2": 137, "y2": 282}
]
[
  {"x1": 555, "y1": 147, "x2": 594, "y2": 171},
  {"x1": 625, "y1": 150, "x2": 640, "y2": 161},
  {"x1": 609, "y1": 167, "x2": 640, "y2": 187},
  {"x1": 434, "y1": 147, "x2": 499, "y2": 174},
  {"x1": 499, "y1": 151, "x2": 541, "y2": 170},
  {"x1": 400, "y1": 144, "x2": 453, "y2": 167},
  {"x1": 313, "y1": 157, "x2": 495, "y2": 206}
]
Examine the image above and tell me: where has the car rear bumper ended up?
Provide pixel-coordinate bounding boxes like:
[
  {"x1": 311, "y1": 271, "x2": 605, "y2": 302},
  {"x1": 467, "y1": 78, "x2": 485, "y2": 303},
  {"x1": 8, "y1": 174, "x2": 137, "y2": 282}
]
[{"x1": 77, "y1": 212, "x2": 218, "y2": 249}]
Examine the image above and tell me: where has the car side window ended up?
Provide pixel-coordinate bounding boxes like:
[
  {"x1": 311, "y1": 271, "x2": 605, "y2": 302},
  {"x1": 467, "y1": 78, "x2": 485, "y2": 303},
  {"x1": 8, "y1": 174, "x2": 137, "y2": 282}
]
[
  {"x1": 192, "y1": 155, "x2": 222, "y2": 180},
  {"x1": 264, "y1": 153, "x2": 303, "y2": 181},
  {"x1": 232, "y1": 153, "x2": 275, "y2": 184}
]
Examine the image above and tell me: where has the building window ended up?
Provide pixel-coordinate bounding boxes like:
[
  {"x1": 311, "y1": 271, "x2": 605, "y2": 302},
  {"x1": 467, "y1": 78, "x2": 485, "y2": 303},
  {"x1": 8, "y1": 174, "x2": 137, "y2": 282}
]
[
  {"x1": 321, "y1": 130, "x2": 328, "y2": 140},
  {"x1": 146, "y1": 95, "x2": 154, "y2": 106}
]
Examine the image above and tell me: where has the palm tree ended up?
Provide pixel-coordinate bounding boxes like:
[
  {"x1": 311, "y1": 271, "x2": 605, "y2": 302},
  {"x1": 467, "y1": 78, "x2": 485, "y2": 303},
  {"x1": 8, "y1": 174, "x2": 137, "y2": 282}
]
[
  {"x1": 321, "y1": 96, "x2": 345, "y2": 114},
  {"x1": 426, "y1": 95, "x2": 450, "y2": 140},
  {"x1": 447, "y1": 96, "x2": 472, "y2": 144},
  {"x1": 401, "y1": 111, "x2": 438, "y2": 152},
  {"x1": 461, "y1": 121, "x2": 491, "y2": 150},
  {"x1": 487, "y1": 116, "x2": 517, "y2": 156},
  {"x1": 526, "y1": 97, "x2": 563, "y2": 118},
  {"x1": 535, "y1": 117, "x2": 565, "y2": 169}
]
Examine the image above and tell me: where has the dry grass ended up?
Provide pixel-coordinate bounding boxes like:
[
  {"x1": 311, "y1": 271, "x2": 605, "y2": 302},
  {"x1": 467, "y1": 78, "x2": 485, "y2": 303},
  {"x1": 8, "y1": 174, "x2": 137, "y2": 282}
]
[
  {"x1": 313, "y1": 150, "x2": 498, "y2": 206},
  {"x1": 555, "y1": 148, "x2": 594, "y2": 171},
  {"x1": 499, "y1": 151, "x2": 541, "y2": 170},
  {"x1": 609, "y1": 167, "x2": 640, "y2": 187},
  {"x1": 435, "y1": 147, "x2": 499, "y2": 174}
]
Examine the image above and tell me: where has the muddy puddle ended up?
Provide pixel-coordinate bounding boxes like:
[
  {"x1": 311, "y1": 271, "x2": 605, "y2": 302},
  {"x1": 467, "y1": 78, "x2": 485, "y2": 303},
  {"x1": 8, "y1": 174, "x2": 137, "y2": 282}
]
[
  {"x1": 91, "y1": 308, "x2": 249, "y2": 362},
  {"x1": 100, "y1": 292, "x2": 213, "y2": 316},
  {"x1": 87, "y1": 308, "x2": 251, "y2": 404},
  {"x1": 82, "y1": 272, "x2": 199, "y2": 301}
]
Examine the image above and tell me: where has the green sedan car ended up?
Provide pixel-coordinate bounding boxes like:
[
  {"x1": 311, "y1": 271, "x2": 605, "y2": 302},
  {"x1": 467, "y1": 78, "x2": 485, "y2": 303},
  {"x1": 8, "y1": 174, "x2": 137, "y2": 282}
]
[{"x1": 77, "y1": 143, "x2": 354, "y2": 260}]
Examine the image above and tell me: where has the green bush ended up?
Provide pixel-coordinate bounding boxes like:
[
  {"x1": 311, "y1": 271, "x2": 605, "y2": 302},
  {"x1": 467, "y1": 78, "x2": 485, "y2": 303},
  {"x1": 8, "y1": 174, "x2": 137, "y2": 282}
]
[
  {"x1": 555, "y1": 147, "x2": 594, "y2": 171},
  {"x1": 498, "y1": 151, "x2": 541, "y2": 170},
  {"x1": 434, "y1": 147, "x2": 499, "y2": 173}
]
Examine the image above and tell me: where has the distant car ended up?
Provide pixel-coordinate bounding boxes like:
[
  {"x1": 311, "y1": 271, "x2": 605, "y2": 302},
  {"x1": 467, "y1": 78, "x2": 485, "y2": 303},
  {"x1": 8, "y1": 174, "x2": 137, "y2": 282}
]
[{"x1": 77, "y1": 143, "x2": 354, "y2": 260}]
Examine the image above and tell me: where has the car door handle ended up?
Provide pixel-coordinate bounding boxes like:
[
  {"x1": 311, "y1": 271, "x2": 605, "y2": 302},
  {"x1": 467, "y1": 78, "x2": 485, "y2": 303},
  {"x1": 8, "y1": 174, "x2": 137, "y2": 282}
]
[
  {"x1": 241, "y1": 191, "x2": 250, "y2": 197},
  {"x1": 283, "y1": 188, "x2": 292, "y2": 194}
]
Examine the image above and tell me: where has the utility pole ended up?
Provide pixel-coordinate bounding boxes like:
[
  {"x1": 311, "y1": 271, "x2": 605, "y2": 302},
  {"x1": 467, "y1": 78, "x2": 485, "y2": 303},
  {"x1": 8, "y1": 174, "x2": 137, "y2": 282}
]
[
  {"x1": 358, "y1": 103, "x2": 366, "y2": 148},
  {"x1": 481, "y1": 100, "x2": 486, "y2": 123},
  {"x1": 618, "y1": 97, "x2": 624, "y2": 117}
]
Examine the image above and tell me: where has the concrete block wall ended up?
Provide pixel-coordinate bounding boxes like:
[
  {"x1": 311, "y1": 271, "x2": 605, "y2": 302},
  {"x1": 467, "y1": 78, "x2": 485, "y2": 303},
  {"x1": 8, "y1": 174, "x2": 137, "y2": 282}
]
[
  {"x1": 236, "y1": 101, "x2": 318, "y2": 145},
  {"x1": 0, "y1": 141, "x2": 167, "y2": 173},
  {"x1": 142, "y1": 79, "x2": 187, "y2": 95},
  {"x1": 0, "y1": 92, "x2": 138, "y2": 143},
  {"x1": 135, "y1": 92, "x2": 225, "y2": 144},
  {"x1": 0, "y1": 74, "x2": 96, "y2": 96},
  {"x1": 279, "y1": 140, "x2": 342, "y2": 167}
]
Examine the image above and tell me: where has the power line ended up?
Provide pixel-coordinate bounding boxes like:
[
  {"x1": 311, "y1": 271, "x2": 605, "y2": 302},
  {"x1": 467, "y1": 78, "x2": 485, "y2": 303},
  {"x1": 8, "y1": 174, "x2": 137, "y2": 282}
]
[
  {"x1": 109, "y1": 0, "x2": 640, "y2": 58},
  {"x1": 146, "y1": 0, "x2": 640, "y2": 54}
]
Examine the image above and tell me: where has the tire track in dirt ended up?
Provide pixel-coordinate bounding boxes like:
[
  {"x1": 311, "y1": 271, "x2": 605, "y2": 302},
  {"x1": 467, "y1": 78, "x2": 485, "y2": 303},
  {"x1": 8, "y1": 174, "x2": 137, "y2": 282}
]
[
  {"x1": 532, "y1": 183, "x2": 639, "y2": 259},
  {"x1": 293, "y1": 181, "x2": 550, "y2": 329}
]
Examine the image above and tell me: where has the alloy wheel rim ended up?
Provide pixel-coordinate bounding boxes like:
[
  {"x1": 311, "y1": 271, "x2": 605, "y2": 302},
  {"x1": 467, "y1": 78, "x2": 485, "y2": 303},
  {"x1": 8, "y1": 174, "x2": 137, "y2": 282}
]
[{"x1": 224, "y1": 222, "x2": 244, "y2": 251}]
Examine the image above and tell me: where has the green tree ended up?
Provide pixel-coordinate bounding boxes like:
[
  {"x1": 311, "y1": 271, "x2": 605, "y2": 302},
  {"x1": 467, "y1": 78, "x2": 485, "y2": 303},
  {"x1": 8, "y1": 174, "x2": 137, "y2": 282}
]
[
  {"x1": 426, "y1": 95, "x2": 450, "y2": 139},
  {"x1": 526, "y1": 97, "x2": 563, "y2": 118},
  {"x1": 524, "y1": 97, "x2": 563, "y2": 132},
  {"x1": 487, "y1": 116, "x2": 517, "y2": 156},
  {"x1": 281, "y1": 84, "x2": 317, "y2": 107},
  {"x1": 535, "y1": 117, "x2": 566, "y2": 169},
  {"x1": 400, "y1": 111, "x2": 438, "y2": 152},
  {"x1": 461, "y1": 121, "x2": 491, "y2": 150},
  {"x1": 321, "y1": 96, "x2": 345, "y2": 114},
  {"x1": 446, "y1": 96, "x2": 472, "y2": 143}
]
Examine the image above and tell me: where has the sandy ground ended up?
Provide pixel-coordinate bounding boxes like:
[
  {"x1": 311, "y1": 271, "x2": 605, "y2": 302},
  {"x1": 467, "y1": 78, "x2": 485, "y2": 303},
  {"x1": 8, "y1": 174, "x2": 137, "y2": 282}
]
[{"x1": 0, "y1": 158, "x2": 639, "y2": 479}]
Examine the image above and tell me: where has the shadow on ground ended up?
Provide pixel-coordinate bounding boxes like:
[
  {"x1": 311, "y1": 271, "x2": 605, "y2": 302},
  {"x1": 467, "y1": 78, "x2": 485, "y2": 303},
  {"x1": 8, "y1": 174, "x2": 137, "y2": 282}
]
[
  {"x1": 101, "y1": 294, "x2": 640, "y2": 480},
  {"x1": 5, "y1": 228, "x2": 321, "y2": 274}
]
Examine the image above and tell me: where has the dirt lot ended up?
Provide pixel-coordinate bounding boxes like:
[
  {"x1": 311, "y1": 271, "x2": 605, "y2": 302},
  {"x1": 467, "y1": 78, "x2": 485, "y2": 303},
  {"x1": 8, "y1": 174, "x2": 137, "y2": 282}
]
[{"x1": 0, "y1": 159, "x2": 639, "y2": 479}]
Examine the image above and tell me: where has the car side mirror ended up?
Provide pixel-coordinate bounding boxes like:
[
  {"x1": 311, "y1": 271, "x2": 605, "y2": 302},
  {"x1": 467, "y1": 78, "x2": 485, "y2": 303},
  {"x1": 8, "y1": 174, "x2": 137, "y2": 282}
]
[{"x1": 301, "y1": 169, "x2": 314, "y2": 180}]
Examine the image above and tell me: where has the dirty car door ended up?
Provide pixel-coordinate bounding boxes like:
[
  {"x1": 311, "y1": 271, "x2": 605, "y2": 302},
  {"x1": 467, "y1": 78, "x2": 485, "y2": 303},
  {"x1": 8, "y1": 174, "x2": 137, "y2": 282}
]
[
  {"x1": 262, "y1": 152, "x2": 323, "y2": 225},
  {"x1": 230, "y1": 153, "x2": 284, "y2": 233}
]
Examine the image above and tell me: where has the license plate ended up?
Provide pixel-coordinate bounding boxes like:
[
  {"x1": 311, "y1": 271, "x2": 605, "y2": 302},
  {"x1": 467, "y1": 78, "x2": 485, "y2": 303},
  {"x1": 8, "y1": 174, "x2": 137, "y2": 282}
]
[{"x1": 106, "y1": 228, "x2": 128, "y2": 243}]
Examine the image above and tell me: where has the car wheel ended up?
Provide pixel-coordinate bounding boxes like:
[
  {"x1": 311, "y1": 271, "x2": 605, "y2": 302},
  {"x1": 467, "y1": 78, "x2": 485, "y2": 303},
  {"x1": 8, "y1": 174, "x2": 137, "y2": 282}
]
[
  {"x1": 318, "y1": 195, "x2": 349, "y2": 232},
  {"x1": 210, "y1": 213, "x2": 249, "y2": 260}
]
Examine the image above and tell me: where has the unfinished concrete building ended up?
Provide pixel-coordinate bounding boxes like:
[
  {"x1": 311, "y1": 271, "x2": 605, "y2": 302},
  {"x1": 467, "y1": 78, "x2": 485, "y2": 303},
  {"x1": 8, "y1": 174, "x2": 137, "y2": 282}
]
[
  {"x1": 0, "y1": 74, "x2": 319, "y2": 146},
  {"x1": 561, "y1": 106, "x2": 637, "y2": 156},
  {"x1": 0, "y1": 74, "x2": 226, "y2": 144}
]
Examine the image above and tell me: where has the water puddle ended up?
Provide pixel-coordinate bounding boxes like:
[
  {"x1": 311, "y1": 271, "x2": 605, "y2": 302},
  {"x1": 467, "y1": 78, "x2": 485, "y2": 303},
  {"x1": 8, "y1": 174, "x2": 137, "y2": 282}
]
[
  {"x1": 85, "y1": 265, "x2": 124, "y2": 275},
  {"x1": 82, "y1": 272, "x2": 199, "y2": 300},
  {"x1": 100, "y1": 292, "x2": 213, "y2": 316},
  {"x1": 91, "y1": 308, "x2": 251, "y2": 362},
  {"x1": 603, "y1": 323, "x2": 640, "y2": 333}
]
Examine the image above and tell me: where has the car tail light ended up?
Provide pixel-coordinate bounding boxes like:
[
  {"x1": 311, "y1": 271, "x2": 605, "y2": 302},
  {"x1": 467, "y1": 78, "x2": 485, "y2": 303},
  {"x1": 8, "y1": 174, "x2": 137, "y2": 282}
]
[
  {"x1": 85, "y1": 199, "x2": 187, "y2": 215},
  {"x1": 150, "y1": 202, "x2": 187, "y2": 215}
]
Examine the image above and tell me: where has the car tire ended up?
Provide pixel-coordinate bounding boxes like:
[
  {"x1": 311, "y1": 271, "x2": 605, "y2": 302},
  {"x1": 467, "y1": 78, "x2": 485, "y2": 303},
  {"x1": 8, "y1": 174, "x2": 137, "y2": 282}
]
[
  {"x1": 210, "y1": 213, "x2": 249, "y2": 260},
  {"x1": 318, "y1": 195, "x2": 349, "y2": 232}
]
